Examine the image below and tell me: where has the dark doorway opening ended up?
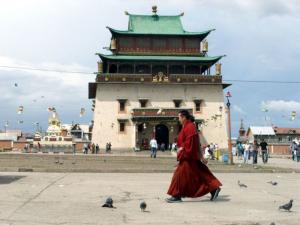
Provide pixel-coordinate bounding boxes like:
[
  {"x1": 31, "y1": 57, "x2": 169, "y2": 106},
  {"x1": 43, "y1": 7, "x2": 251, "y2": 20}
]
[{"x1": 155, "y1": 124, "x2": 169, "y2": 150}]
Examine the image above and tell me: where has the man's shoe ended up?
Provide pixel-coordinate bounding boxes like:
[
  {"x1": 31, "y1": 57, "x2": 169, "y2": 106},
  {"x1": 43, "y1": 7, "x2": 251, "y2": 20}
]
[
  {"x1": 210, "y1": 188, "x2": 221, "y2": 201},
  {"x1": 165, "y1": 196, "x2": 182, "y2": 203}
]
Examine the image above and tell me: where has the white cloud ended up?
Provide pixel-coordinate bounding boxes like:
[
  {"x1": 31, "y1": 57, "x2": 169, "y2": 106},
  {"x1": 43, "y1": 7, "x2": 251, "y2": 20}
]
[
  {"x1": 233, "y1": 105, "x2": 246, "y2": 115},
  {"x1": 261, "y1": 100, "x2": 300, "y2": 112},
  {"x1": 0, "y1": 56, "x2": 94, "y2": 131}
]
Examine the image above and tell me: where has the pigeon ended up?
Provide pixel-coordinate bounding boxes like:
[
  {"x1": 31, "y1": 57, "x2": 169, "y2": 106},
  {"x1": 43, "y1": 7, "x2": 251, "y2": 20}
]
[
  {"x1": 102, "y1": 197, "x2": 114, "y2": 208},
  {"x1": 238, "y1": 180, "x2": 247, "y2": 188},
  {"x1": 267, "y1": 181, "x2": 278, "y2": 186},
  {"x1": 140, "y1": 201, "x2": 147, "y2": 212},
  {"x1": 270, "y1": 222, "x2": 275, "y2": 225},
  {"x1": 14, "y1": 83, "x2": 18, "y2": 87},
  {"x1": 279, "y1": 199, "x2": 293, "y2": 211},
  {"x1": 55, "y1": 160, "x2": 59, "y2": 164}
]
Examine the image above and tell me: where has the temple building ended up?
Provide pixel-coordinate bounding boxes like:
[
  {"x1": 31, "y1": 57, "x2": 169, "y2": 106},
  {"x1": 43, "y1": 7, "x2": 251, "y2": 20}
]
[{"x1": 89, "y1": 6, "x2": 230, "y2": 150}]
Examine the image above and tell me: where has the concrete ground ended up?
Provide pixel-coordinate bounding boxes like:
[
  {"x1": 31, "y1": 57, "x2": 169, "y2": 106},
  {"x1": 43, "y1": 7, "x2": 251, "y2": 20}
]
[{"x1": 0, "y1": 172, "x2": 299, "y2": 225}]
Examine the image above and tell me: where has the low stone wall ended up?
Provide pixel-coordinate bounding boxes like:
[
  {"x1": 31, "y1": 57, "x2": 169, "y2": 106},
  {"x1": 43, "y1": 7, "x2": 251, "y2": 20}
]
[
  {"x1": 0, "y1": 140, "x2": 13, "y2": 151},
  {"x1": 269, "y1": 144, "x2": 290, "y2": 155}
]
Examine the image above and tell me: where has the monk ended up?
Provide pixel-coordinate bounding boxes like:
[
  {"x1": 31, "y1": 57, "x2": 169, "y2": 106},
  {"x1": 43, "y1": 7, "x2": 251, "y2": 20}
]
[{"x1": 166, "y1": 110, "x2": 222, "y2": 203}]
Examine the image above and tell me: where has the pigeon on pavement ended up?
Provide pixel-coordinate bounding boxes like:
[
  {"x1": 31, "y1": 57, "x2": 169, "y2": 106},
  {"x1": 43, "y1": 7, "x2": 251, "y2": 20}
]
[
  {"x1": 140, "y1": 201, "x2": 147, "y2": 212},
  {"x1": 102, "y1": 197, "x2": 114, "y2": 208},
  {"x1": 267, "y1": 181, "x2": 278, "y2": 186},
  {"x1": 238, "y1": 180, "x2": 247, "y2": 188},
  {"x1": 279, "y1": 199, "x2": 293, "y2": 211}
]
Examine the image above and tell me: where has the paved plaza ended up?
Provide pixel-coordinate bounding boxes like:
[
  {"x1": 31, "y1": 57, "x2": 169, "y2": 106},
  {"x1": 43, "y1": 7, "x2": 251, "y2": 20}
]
[{"x1": 0, "y1": 162, "x2": 299, "y2": 225}]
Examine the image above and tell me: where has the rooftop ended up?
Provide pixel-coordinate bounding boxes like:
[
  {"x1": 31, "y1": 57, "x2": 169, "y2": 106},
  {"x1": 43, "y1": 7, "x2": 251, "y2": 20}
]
[
  {"x1": 97, "y1": 54, "x2": 223, "y2": 63},
  {"x1": 273, "y1": 127, "x2": 300, "y2": 134},
  {"x1": 107, "y1": 6, "x2": 214, "y2": 36},
  {"x1": 248, "y1": 126, "x2": 276, "y2": 136}
]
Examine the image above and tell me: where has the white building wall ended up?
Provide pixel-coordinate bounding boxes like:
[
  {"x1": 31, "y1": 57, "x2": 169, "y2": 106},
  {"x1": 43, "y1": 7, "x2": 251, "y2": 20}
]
[{"x1": 92, "y1": 83, "x2": 228, "y2": 150}]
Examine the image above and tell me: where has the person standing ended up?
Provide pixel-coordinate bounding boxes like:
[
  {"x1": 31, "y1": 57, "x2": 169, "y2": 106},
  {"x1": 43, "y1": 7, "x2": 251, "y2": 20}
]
[
  {"x1": 260, "y1": 139, "x2": 269, "y2": 163},
  {"x1": 166, "y1": 110, "x2": 222, "y2": 203},
  {"x1": 252, "y1": 140, "x2": 259, "y2": 164},
  {"x1": 95, "y1": 144, "x2": 100, "y2": 154},
  {"x1": 290, "y1": 141, "x2": 298, "y2": 161},
  {"x1": 83, "y1": 143, "x2": 88, "y2": 154},
  {"x1": 243, "y1": 142, "x2": 250, "y2": 164},
  {"x1": 149, "y1": 137, "x2": 158, "y2": 158},
  {"x1": 237, "y1": 143, "x2": 244, "y2": 160}
]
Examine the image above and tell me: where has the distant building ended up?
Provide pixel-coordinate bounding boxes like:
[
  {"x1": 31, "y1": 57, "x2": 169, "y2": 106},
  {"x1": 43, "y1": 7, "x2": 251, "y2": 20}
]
[
  {"x1": 238, "y1": 125, "x2": 300, "y2": 154},
  {"x1": 246, "y1": 126, "x2": 276, "y2": 143},
  {"x1": 273, "y1": 127, "x2": 300, "y2": 143}
]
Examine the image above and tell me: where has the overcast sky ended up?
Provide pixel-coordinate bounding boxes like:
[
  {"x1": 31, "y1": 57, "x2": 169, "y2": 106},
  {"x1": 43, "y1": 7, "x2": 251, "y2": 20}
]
[{"x1": 0, "y1": 0, "x2": 300, "y2": 137}]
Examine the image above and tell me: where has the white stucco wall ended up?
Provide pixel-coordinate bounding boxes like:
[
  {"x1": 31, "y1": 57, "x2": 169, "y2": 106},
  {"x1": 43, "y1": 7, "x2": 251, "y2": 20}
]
[{"x1": 92, "y1": 83, "x2": 228, "y2": 150}]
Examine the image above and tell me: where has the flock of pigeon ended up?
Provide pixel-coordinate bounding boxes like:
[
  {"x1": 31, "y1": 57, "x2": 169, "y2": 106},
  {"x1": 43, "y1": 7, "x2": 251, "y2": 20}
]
[
  {"x1": 102, "y1": 197, "x2": 147, "y2": 212},
  {"x1": 238, "y1": 180, "x2": 294, "y2": 225},
  {"x1": 99, "y1": 180, "x2": 293, "y2": 224}
]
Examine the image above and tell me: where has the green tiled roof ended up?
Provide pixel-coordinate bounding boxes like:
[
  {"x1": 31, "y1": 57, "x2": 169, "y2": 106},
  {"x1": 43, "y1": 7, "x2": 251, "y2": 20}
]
[
  {"x1": 107, "y1": 14, "x2": 215, "y2": 36},
  {"x1": 97, "y1": 54, "x2": 224, "y2": 63}
]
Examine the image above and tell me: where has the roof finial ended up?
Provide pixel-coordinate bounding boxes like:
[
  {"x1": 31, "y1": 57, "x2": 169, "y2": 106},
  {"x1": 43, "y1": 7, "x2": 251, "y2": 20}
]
[
  {"x1": 125, "y1": 11, "x2": 129, "y2": 15},
  {"x1": 152, "y1": 5, "x2": 157, "y2": 15}
]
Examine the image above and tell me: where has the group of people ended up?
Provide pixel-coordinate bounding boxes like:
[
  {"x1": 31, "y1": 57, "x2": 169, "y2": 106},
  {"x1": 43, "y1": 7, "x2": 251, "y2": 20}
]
[
  {"x1": 149, "y1": 137, "x2": 177, "y2": 158},
  {"x1": 290, "y1": 140, "x2": 300, "y2": 162},
  {"x1": 235, "y1": 139, "x2": 269, "y2": 164},
  {"x1": 83, "y1": 142, "x2": 112, "y2": 154},
  {"x1": 83, "y1": 143, "x2": 100, "y2": 154},
  {"x1": 203, "y1": 143, "x2": 219, "y2": 160}
]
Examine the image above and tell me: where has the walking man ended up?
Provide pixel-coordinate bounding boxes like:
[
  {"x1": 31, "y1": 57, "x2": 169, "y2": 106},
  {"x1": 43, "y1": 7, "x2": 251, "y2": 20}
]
[
  {"x1": 252, "y1": 140, "x2": 259, "y2": 164},
  {"x1": 260, "y1": 139, "x2": 269, "y2": 164},
  {"x1": 166, "y1": 110, "x2": 222, "y2": 203},
  {"x1": 149, "y1": 137, "x2": 158, "y2": 158}
]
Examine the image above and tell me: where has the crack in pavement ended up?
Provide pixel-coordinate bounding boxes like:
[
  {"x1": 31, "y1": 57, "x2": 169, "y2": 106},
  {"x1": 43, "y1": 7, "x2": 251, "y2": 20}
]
[{"x1": 6, "y1": 173, "x2": 68, "y2": 220}]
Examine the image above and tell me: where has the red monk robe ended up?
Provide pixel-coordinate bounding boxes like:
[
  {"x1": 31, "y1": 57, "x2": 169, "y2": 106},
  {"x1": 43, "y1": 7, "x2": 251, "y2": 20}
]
[{"x1": 167, "y1": 120, "x2": 222, "y2": 198}]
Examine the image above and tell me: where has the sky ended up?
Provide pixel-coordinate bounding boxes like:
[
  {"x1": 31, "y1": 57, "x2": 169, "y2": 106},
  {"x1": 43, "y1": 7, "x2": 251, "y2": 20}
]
[{"x1": 0, "y1": 0, "x2": 300, "y2": 137}]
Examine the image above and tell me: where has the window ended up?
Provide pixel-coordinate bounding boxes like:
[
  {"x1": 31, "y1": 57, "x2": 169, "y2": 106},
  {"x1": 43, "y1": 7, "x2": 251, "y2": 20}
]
[
  {"x1": 185, "y1": 38, "x2": 199, "y2": 48},
  {"x1": 169, "y1": 65, "x2": 184, "y2": 74},
  {"x1": 186, "y1": 65, "x2": 200, "y2": 74},
  {"x1": 119, "y1": 64, "x2": 134, "y2": 74},
  {"x1": 173, "y1": 99, "x2": 182, "y2": 108},
  {"x1": 118, "y1": 99, "x2": 127, "y2": 112},
  {"x1": 119, "y1": 122, "x2": 125, "y2": 132},
  {"x1": 139, "y1": 99, "x2": 148, "y2": 108},
  {"x1": 153, "y1": 38, "x2": 166, "y2": 49},
  {"x1": 119, "y1": 37, "x2": 134, "y2": 48},
  {"x1": 278, "y1": 137, "x2": 282, "y2": 142},
  {"x1": 194, "y1": 100, "x2": 203, "y2": 112},
  {"x1": 136, "y1": 37, "x2": 151, "y2": 48},
  {"x1": 169, "y1": 38, "x2": 183, "y2": 48}
]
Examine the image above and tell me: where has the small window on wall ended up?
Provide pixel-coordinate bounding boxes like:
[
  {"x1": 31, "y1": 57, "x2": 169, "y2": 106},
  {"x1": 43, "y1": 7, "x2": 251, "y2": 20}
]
[
  {"x1": 139, "y1": 99, "x2": 148, "y2": 108},
  {"x1": 118, "y1": 99, "x2": 127, "y2": 112},
  {"x1": 119, "y1": 121, "x2": 126, "y2": 132},
  {"x1": 173, "y1": 99, "x2": 182, "y2": 108},
  {"x1": 194, "y1": 100, "x2": 203, "y2": 112}
]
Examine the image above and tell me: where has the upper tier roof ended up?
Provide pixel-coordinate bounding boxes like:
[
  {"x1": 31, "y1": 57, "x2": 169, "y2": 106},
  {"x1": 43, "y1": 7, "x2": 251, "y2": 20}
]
[
  {"x1": 97, "y1": 54, "x2": 224, "y2": 63},
  {"x1": 107, "y1": 13, "x2": 215, "y2": 36}
]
